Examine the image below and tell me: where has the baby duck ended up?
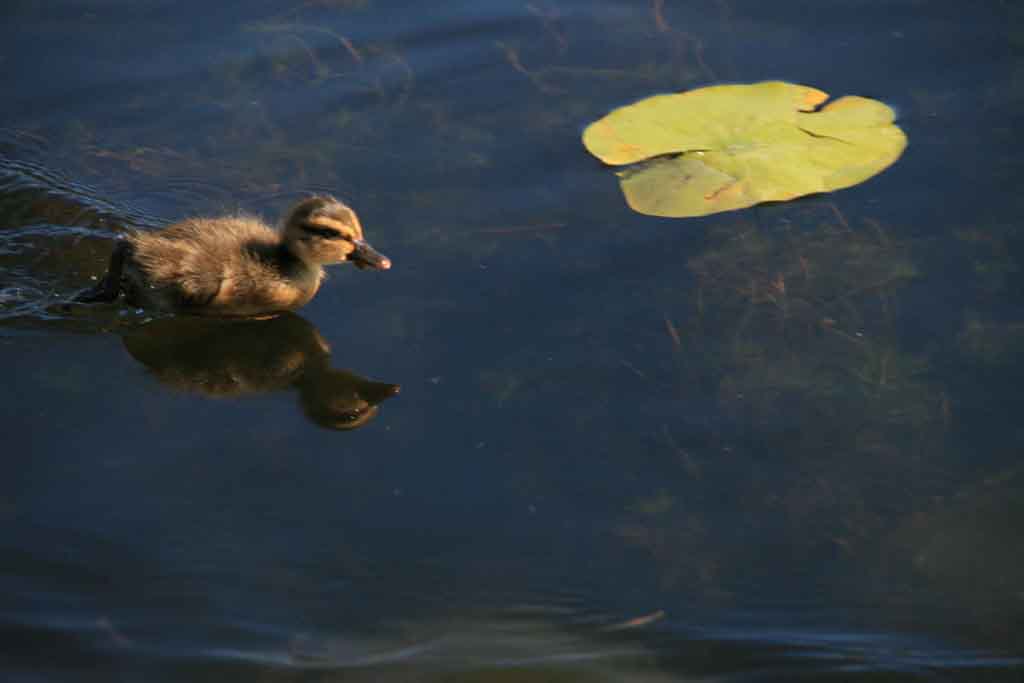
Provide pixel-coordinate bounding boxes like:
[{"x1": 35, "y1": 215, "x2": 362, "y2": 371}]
[{"x1": 78, "y1": 195, "x2": 390, "y2": 317}]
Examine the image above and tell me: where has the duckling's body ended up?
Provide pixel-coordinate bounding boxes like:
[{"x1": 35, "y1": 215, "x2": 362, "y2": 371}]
[
  {"x1": 120, "y1": 215, "x2": 324, "y2": 317},
  {"x1": 78, "y1": 196, "x2": 390, "y2": 317}
]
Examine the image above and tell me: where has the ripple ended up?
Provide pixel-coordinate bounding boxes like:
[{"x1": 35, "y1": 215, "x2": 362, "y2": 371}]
[
  {"x1": 0, "y1": 155, "x2": 164, "y2": 231},
  {"x1": 0, "y1": 127, "x2": 51, "y2": 159},
  {"x1": 130, "y1": 174, "x2": 243, "y2": 217},
  {"x1": 0, "y1": 145, "x2": 169, "y2": 329}
]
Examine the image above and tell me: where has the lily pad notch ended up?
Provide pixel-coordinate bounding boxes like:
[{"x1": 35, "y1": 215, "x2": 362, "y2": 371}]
[{"x1": 582, "y1": 81, "x2": 908, "y2": 218}]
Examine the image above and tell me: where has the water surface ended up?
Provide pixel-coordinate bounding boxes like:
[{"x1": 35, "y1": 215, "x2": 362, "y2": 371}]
[{"x1": 2, "y1": 1, "x2": 1023, "y2": 680}]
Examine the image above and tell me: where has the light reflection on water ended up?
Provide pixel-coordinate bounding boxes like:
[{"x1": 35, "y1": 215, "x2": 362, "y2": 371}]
[{"x1": 2, "y1": 0, "x2": 1023, "y2": 680}]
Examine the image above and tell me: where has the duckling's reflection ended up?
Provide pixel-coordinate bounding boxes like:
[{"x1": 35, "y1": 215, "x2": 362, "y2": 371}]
[{"x1": 121, "y1": 313, "x2": 399, "y2": 430}]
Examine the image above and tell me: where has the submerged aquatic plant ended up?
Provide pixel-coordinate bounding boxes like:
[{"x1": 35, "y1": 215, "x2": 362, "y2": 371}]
[
  {"x1": 613, "y1": 205, "x2": 952, "y2": 595},
  {"x1": 686, "y1": 209, "x2": 936, "y2": 427}
]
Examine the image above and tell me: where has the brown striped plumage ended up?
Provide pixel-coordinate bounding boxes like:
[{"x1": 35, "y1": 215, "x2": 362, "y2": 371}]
[{"x1": 77, "y1": 196, "x2": 390, "y2": 317}]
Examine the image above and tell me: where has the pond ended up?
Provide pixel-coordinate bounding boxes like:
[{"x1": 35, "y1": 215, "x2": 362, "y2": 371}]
[{"x1": 2, "y1": 1, "x2": 1023, "y2": 680}]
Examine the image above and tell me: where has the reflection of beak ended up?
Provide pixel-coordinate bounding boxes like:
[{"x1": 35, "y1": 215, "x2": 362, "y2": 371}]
[
  {"x1": 362, "y1": 381, "x2": 401, "y2": 404},
  {"x1": 351, "y1": 240, "x2": 391, "y2": 270}
]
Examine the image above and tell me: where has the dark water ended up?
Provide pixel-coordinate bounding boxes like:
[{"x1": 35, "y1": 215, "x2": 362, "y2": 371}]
[{"x1": 3, "y1": 1, "x2": 1023, "y2": 680}]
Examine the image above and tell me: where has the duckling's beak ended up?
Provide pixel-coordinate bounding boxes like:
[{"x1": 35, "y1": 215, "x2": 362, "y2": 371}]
[{"x1": 351, "y1": 240, "x2": 391, "y2": 271}]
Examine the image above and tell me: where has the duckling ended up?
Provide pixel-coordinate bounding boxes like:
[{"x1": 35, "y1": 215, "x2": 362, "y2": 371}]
[{"x1": 77, "y1": 195, "x2": 390, "y2": 317}]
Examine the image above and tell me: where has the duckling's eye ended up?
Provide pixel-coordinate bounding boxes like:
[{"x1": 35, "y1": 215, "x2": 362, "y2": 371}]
[{"x1": 302, "y1": 224, "x2": 344, "y2": 240}]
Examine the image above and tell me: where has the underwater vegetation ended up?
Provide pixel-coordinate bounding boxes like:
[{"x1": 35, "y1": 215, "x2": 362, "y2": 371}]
[{"x1": 609, "y1": 203, "x2": 947, "y2": 591}]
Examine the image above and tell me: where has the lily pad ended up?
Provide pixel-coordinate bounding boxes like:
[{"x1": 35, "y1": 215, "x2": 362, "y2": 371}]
[{"x1": 582, "y1": 81, "x2": 907, "y2": 218}]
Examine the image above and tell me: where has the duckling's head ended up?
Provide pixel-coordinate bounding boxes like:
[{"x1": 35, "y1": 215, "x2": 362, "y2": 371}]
[{"x1": 282, "y1": 195, "x2": 391, "y2": 270}]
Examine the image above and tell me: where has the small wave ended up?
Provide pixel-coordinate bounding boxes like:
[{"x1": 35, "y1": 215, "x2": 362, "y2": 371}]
[
  {"x1": 0, "y1": 154, "x2": 164, "y2": 231},
  {"x1": 0, "y1": 127, "x2": 50, "y2": 159},
  {"x1": 131, "y1": 174, "x2": 244, "y2": 217},
  {"x1": 692, "y1": 621, "x2": 1024, "y2": 675},
  {"x1": 0, "y1": 149, "x2": 172, "y2": 330}
]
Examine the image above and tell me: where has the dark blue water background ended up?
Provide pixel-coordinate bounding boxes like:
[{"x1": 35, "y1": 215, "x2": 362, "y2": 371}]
[{"x1": 2, "y1": 1, "x2": 1023, "y2": 680}]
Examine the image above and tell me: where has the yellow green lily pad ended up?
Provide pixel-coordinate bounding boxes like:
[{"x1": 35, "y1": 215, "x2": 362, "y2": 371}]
[{"x1": 582, "y1": 81, "x2": 907, "y2": 218}]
